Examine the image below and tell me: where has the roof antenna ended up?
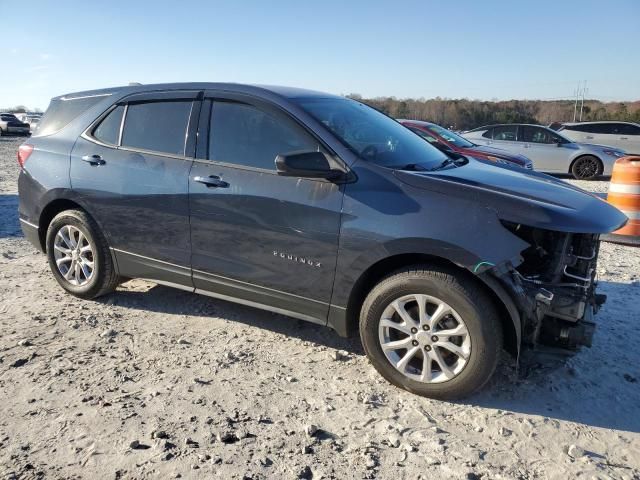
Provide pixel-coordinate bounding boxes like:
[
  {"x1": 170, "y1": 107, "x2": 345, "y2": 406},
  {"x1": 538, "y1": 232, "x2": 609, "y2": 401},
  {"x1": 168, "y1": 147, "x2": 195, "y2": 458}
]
[{"x1": 128, "y1": 82, "x2": 142, "y2": 86}]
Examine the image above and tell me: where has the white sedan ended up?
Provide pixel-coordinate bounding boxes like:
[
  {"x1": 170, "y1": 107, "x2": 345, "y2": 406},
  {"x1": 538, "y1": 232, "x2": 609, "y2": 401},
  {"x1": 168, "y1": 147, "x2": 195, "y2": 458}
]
[{"x1": 462, "y1": 123, "x2": 625, "y2": 179}]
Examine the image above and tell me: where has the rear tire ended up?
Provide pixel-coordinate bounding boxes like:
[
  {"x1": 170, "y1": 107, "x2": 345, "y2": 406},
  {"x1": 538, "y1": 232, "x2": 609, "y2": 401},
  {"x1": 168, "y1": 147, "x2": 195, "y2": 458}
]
[
  {"x1": 359, "y1": 266, "x2": 502, "y2": 400},
  {"x1": 46, "y1": 209, "x2": 120, "y2": 299},
  {"x1": 571, "y1": 155, "x2": 602, "y2": 179}
]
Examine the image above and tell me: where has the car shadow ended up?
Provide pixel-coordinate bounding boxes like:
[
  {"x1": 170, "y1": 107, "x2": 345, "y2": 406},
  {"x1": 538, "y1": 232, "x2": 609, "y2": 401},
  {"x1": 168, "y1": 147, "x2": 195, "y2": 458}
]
[
  {"x1": 97, "y1": 283, "x2": 364, "y2": 355},
  {"x1": 98, "y1": 278, "x2": 639, "y2": 433},
  {"x1": 0, "y1": 194, "x2": 21, "y2": 238}
]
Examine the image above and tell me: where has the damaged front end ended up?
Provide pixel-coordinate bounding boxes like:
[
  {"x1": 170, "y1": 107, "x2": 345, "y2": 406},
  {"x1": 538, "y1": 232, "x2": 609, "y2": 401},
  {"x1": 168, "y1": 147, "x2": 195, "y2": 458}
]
[{"x1": 496, "y1": 222, "x2": 606, "y2": 353}]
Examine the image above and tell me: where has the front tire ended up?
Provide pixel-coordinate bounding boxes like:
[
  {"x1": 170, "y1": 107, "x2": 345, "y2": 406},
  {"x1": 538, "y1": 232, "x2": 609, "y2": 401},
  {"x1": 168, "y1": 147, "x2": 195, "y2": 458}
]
[
  {"x1": 46, "y1": 209, "x2": 120, "y2": 299},
  {"x1": 359, "y1": 266, "x2": 502, "y2": 400},
  {"x1": 571, "y1": 155, "x2": 602, "y2": 179}
]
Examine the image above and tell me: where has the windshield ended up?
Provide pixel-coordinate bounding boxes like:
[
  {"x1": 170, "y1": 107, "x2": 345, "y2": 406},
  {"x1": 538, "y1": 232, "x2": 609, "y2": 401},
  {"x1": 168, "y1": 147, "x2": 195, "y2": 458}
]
[
  {"x1": 295, "y1": 97, "x2": 448, "y2": 169},
  {"x1": 426, "y1": 124, "x2": 475, "y2": 148}
]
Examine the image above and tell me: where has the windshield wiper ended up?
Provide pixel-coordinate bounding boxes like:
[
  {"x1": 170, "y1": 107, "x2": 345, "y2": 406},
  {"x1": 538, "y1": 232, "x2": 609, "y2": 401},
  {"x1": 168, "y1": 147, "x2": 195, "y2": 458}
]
[
  {"x1": 428, "y1": 157, "x2": 465, "y2": 171},
  {"x1": 398, "y1": 163, "x2": 428, "y2": 171}
]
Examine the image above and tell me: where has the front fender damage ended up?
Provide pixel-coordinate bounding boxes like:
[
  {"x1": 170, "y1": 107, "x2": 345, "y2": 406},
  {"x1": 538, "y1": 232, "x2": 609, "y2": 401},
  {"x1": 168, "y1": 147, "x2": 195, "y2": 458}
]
[{"x1": 481, "y1": 222, "x2": 604, "y2": 355}]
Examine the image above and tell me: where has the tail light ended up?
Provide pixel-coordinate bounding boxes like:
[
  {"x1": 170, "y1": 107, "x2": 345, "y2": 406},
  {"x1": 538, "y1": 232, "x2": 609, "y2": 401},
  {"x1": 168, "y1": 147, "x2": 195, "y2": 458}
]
[{"x1": 17, "y1": 144, "x2": 34, "y2": 167}]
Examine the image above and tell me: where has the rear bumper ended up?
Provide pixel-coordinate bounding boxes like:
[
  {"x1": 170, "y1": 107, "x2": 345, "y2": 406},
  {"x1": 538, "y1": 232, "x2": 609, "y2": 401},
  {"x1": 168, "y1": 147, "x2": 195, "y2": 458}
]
[{"x1": 19, "y1": 218, "x2": 43, "y2": 252}]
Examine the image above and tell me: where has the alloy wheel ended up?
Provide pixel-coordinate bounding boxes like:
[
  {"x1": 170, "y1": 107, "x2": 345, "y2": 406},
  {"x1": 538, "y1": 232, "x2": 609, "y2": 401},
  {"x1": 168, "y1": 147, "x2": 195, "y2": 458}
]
[
  {"x1": 575, "y1": 157, "x2": 599, "y2": 178},
  {"x1": 378, "y1": 294, "x2": 471, "y2": 383},
  {"x1": 53, "y1": 225, "x2": 95, "y2": 286}
]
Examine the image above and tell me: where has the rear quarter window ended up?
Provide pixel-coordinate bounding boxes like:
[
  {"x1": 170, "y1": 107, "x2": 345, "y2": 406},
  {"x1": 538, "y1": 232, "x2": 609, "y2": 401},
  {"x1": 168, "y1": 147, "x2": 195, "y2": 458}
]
[
  {"x1": 35, "y1": 95, "x2": 106, "y2": 137},
  {"x1": 92, "y1": 105, "x2": 125, "y2": 145}
]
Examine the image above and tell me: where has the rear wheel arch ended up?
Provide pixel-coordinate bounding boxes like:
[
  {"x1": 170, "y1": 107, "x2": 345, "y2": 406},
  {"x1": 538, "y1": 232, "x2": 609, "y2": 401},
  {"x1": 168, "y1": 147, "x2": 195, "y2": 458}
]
[
  {"x1": 343, "y1": 253, "x2": 520, "y2": 357},
  {"x1": 38, "y1": 199, "x2": 89, "y2": 252}
]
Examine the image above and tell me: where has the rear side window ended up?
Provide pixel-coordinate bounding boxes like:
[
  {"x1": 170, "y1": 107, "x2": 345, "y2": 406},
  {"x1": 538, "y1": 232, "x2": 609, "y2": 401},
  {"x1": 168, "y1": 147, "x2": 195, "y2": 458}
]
[
  {"x1": 566, "y1": 123, "x2": 614, "y2": 134},
  {"x1": 121, "y1": 101, "x2": 192, "y2": 156},
  {"x1": 92, "y1": 105, "x2": 124, "y2": 145},
  {"x1": 208, "y1": 101, "x2": 318, "y2": 169},
  {"x1": 36, "y1": 95, "x2": 104, "y2": 137},
  {"x1": 492, "y1": 125, "x2": 518, "y2": 141}
]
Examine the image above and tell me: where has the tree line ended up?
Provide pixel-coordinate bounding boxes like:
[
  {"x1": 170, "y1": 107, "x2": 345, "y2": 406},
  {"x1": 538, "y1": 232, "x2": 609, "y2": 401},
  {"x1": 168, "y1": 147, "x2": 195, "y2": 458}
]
[{"x1": 346, "y1": 94, "x2": 640, "y2": 131}]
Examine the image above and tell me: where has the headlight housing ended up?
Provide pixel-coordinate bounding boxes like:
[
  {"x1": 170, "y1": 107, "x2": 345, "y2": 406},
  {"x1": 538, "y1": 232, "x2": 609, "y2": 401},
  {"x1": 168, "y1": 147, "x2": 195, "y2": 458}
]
[{"x1": 603, "y1": 149, "x2": 624, "y2": 158}]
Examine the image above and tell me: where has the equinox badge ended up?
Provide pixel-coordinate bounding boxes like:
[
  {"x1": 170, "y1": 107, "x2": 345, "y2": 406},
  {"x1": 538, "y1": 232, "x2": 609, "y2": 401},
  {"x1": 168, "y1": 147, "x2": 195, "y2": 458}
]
[{"x1": 273, "y1": 250, "x2": 321, "y2": 268}]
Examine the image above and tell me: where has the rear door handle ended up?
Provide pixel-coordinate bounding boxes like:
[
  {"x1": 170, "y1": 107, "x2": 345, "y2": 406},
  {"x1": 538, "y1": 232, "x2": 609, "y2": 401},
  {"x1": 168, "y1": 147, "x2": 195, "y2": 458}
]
[
  {"x1": 620, "y1": 137, "x2": 628, "y2": 140},
  {"x1": 81, "y1": 154, "x2": 105, "y2": 166},
  {"x1": 194, "y1": 175, "x2": 229, "y2": 188},
  {"x1": 585, "y1": 135, "x2": 594, "y2": 139}
]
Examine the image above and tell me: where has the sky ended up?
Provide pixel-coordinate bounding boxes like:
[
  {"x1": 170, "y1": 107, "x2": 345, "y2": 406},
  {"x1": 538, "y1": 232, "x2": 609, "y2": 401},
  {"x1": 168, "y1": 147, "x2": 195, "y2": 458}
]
[{"x1": 2, "y1": 0, "x2": 639, "y2": 110}]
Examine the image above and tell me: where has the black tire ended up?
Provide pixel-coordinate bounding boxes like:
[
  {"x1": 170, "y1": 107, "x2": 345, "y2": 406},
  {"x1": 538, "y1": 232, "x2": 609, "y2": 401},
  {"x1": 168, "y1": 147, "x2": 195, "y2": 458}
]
[
  {"x1": 571, "y1": 155, "x2": 602, "y2": 180},
  {"x1": 359, "y1": 266, "x2": 502, "y2": 400},
  {"x1": 46, "y1": 209, "x2": 120, "y2": 299}
]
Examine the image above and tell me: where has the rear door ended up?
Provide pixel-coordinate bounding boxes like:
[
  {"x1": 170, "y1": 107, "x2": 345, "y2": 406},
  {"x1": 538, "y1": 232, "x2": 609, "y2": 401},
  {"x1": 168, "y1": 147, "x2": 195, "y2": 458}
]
[
  {"x1": 188, "y1": 93, "x2": 344, "y2": 324},
  {"x1": 70, "y1": 91, "x2": 200, "y2": 287}
]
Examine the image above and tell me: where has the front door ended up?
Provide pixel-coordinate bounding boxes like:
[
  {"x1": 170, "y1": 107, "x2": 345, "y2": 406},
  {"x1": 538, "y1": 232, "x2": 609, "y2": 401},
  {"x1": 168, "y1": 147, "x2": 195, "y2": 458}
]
[
  {"x1": 70, "y1": 91, "x2": 200, "y2": 286},
  {"x1": 188, "y1": 96, "x2": 344, "y2": 324},
  {"x1": 520, "y1": 125, "x2": 570, "y2": 172}
]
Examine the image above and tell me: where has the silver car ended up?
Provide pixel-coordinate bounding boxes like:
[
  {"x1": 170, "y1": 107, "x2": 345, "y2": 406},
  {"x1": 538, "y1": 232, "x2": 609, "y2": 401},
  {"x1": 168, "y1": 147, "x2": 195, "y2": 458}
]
[
  {"x1": 553, "y1": 121, "x2": 640, "y2": 155},
  {"x1": 462, "y1": 124, "x2": 625, "y2": 179}
]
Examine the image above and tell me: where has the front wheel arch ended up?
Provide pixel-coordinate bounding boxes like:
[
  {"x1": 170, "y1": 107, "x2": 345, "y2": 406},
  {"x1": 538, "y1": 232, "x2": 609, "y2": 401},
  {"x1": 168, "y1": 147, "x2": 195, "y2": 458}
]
[{"x1": 342, "y1": 254, "x2": 520, "y2": 357}]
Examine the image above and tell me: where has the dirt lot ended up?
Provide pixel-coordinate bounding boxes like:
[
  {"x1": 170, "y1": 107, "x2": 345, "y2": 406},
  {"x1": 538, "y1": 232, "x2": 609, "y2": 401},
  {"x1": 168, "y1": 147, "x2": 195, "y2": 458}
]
[{"x1": 0, "y1": 135, "x2": 639, "y2": 480}]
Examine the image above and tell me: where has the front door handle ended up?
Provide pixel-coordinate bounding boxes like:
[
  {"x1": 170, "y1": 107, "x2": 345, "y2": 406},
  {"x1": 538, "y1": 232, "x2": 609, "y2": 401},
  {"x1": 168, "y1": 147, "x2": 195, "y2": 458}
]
[
  {"x1": 585, "y1": 135, "x2": 594, "y2": 139},
  {"x1": 81, "y1": 154, "x2": 105, "y2": 166},
  {"x1": 194, "y1": 175, "x2": 229, "y2": 188}
]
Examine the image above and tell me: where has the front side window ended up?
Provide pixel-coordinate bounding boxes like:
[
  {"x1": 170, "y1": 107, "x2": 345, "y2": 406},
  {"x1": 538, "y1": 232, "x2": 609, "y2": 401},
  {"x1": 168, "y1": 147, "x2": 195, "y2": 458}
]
[
  {"x1": 121, "y1": 101, "x2": 192, "y2": 156},
  {"x1": 295, "y1": 97, "x2": 447, "y2": 169},
  {"x1": 523, "y1": 126, "x2": 567, "y2": 144},
  {"x1": 208, "y1": 101, "x2": 318, "y2": 169},
  {"x1": 92, "y1": 105, "x2": 124, "y2": 145},
  {"x1": 492, "y1": 125, "x2": 518, "y2": 141}
]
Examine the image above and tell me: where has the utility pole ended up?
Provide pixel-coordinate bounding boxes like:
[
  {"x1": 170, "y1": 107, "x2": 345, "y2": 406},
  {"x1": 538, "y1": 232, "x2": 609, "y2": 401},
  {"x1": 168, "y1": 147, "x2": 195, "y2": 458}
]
[
  {"x1": 573, "y1": 83, "x2": 579, "y2": 122},
  {"x1": 579, "y1": 81, "x2": 588, "y2": 122}
]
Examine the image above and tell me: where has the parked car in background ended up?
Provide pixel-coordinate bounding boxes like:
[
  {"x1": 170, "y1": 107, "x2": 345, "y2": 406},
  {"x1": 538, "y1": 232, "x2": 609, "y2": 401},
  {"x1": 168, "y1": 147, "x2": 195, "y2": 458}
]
[
  {"x1": 462, "y1": 124, "x2": 625, "y2": 179},
  {"x1": 550, "y1": 121, "x2": 640, "y2": 154},
  {"x1": 0, "y1": 113, "x2": 30, "y2": 136},
  {"x1": 399, "y1": 119, "x2": 533, "y2": 170},
  {"x1": 15, "y1": 113, "x2": 43, "y2": 133}
]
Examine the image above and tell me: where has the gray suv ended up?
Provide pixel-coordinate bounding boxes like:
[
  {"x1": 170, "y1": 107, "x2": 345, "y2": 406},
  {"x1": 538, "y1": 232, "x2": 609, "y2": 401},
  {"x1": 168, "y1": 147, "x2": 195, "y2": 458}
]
[{"x1": 17, "y1": 83, "x2": 626, "y2": 399}]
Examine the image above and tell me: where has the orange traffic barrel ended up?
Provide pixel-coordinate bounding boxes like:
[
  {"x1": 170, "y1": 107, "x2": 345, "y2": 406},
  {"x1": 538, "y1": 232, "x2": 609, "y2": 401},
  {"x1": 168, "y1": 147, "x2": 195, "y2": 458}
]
[{"x1": 601, "y1": 156, "x2": 640, "y2": 246}]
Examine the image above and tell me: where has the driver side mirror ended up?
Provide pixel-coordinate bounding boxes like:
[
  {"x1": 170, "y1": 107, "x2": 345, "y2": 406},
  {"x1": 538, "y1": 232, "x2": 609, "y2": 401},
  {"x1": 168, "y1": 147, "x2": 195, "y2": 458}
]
[{"x1": 275, "y1": 151, "x2": 344, "y2": 179}]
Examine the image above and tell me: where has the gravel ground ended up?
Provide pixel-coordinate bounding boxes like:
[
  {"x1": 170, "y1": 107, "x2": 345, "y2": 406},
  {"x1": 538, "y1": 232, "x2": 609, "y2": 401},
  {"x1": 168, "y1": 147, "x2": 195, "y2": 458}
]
[{"x1": 0, "y1": 136, "x2": 639, "y2": 479}]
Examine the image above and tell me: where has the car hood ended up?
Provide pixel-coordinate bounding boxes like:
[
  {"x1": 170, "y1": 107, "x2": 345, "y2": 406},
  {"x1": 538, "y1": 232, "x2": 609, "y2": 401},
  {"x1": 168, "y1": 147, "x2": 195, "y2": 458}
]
[
  {"x1": 464, "y1": 144, "x2": 530, "y2": 164},
  {"x1": 394, "y1": 160, "x2": 628, "y2": 233}
]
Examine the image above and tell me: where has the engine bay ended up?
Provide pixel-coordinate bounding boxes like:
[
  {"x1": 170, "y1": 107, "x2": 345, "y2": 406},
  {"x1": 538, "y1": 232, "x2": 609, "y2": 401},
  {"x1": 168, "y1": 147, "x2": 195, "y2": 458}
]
[{"x1": 499, "y1": 222, "x2": 605, "y2": 351}]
